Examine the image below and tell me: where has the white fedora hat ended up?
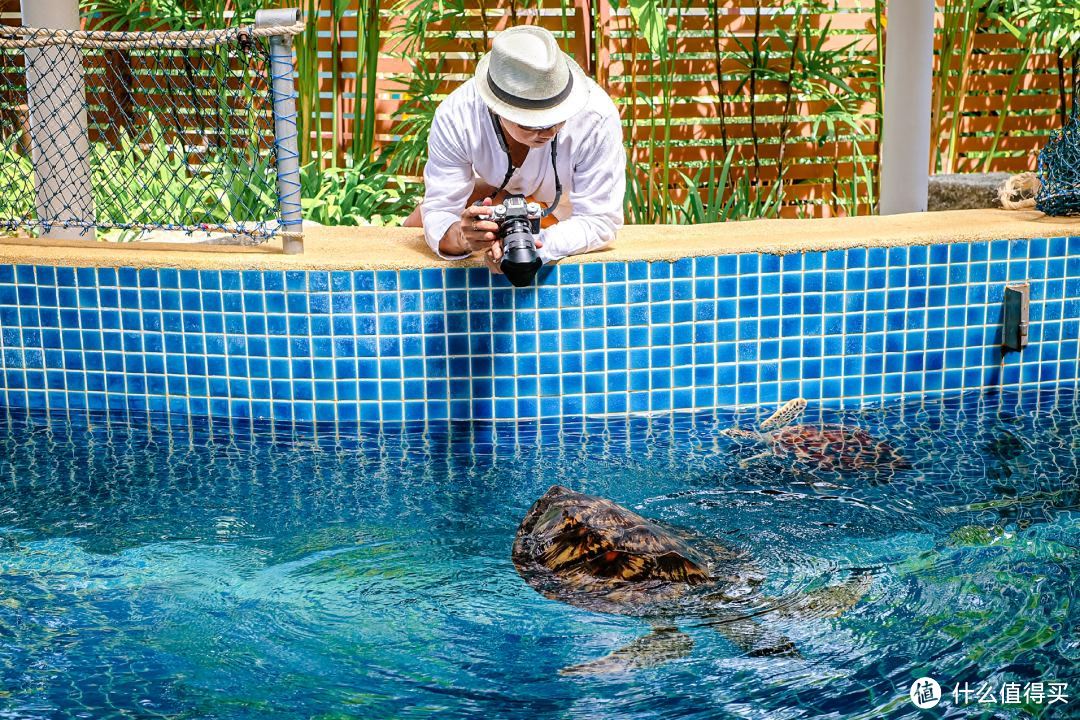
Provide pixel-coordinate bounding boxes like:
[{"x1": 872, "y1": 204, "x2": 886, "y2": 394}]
[{"x1": 474, "y1": 25, "x2": 591, "y2": 128}]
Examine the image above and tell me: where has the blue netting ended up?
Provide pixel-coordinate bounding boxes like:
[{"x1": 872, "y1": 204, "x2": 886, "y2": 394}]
[
  {"x1": 1035, "y1": 98, "x2": 1080, "y2": 217},
  {"x1": 0, "y1": 26, "x2": 285, "y2": 243}
]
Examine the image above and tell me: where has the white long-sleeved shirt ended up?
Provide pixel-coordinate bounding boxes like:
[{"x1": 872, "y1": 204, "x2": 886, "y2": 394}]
[{"x1": 420, "y1": 77, "x2": 626, "y2": 264}]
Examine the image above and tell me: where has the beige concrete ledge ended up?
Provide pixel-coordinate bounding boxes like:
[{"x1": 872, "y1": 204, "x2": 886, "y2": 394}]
[{"x1": 0, "y1": 208, "x2": 1076, "y2": 271}]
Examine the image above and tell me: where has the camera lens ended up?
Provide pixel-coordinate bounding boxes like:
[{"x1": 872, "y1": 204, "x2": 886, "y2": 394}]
[{"x1": 500, "y1": 219, "x2": 542, "y2": 287}]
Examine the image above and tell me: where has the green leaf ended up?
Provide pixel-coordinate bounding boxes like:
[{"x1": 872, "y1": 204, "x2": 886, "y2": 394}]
[{"x1": 627, "y1": 0, "x2": 668, "y2": 56}]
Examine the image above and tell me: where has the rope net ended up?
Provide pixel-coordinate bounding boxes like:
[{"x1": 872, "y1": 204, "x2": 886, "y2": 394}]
[
  {"x1": 1034, "y1": 95, "x2": 1080, "y2": 217},
  {"x1": 0, "y1": 25, "x2": 289, "y2": 243}
]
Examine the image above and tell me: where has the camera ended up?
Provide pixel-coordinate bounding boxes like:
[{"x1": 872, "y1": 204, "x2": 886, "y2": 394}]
[{"x1": 481, "y1": 194, "x2": 543, "y2": 287}]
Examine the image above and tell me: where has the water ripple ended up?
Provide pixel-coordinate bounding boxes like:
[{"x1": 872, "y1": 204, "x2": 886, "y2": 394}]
[{"x1": 0, "y1": 387, "x2": 1076, "y2": 718}]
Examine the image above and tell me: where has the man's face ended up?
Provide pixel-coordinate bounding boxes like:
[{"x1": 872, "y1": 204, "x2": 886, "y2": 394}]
[{"x1": 500, "y1": 117, "x2": 566, "y2": 149}]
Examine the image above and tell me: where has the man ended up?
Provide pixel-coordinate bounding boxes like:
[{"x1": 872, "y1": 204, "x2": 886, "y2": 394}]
[{"x1": 404, "y1": 25, "x2": 626, "y2": 275}]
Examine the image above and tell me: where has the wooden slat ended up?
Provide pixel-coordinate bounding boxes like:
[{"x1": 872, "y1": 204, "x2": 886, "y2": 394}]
[
  {"x1": 630, "y1": 139, "x2": 878, "y2": 163},
  {"x1": 952, "y1": 114, "x2": 1063, "y2": 134},
  {"x1": 617, "y1": 99, "x2": 878, "y2": 121},
  {"x1": 657, "y1": 160, "x2": 869, "y2": 182},
  {"x1": 951, "y1": 134, "x2": 1065, "y2": 152}
]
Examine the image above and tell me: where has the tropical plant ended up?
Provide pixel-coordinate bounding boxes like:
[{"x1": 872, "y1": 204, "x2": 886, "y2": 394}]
[
  {"x1": 298, "y1": 159, "x2": 422, "y2": 227},
  {"x1": 325, "y1": 0, "x2": 348, "y2": 165},
  {"x1": 290, "y1": 0, "x2": 382, "y2": 167},
  {"x1": 996, "y1": 0, "x2": 1080, "y2": 125},
  {"x1": 931, "y1": 0, "x2": 1004, "y2": 174},
  {"x1": 700, "y1": 0, "x2": 875, "y2": 217},
  {"x1": 749, "y1": 1, "x2": 865, "y2": 202},
  {"x1": 288, "y1": 0, "x2": 319, "y2": 164},
  {"x1": 931, "y1": 0, "x2": 1078, "y2": 173},
  {"x1": 354, "y1": 1, "x2": 383, "y2": 165},
  {"x1": 382, "y1": 57, "x2": 446, "y2": 177},
  {"x1": 670, "y1": 149, "x2": 784, "y2": 224},
  {"x1": 706, "y1": 0, "x2": 731, "y2": 158},
  {"x1": 383, "y1": 0, "x2": 480, "y2": 177},
  {"x1": 979, "y1": 18, "x2": 1039, "y2": 171},
  {"x1": 68, "y1": 0, "x2": 1069, "y2": 225},
  {"x1": 81, "y1": 0, "x2": 266, "y2": 30},
  {"x1": 812, "y1": 102, "x2": 878, "y2": 216},
  {"x1": 0, "y1": 146, "x2": 34, "y2": 227},
  {"x1": 626, "y1": 0, "x2": 690, "y2": 224}
]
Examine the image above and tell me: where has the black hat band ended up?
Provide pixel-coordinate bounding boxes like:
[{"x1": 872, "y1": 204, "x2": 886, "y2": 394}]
[{"x1": 486, "y1": 62, "x2": 574, "y2": 110}]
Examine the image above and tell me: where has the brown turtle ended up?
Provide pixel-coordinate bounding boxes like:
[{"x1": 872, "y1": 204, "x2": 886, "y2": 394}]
[
  {"x1": 722, "y1": 398, "x2": 910, "y2": 472},
  {"x1": 512, "y1": 485, "x2": 873, "y2": 675}
]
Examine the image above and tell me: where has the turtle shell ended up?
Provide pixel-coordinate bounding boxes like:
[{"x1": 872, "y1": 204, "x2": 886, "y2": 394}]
[
  {"x1": 512, "y1": 485, "x2": 741, "y2": 615},
  {"x1": 770, "y1": 424, "x2": 910, "y2": 472}
]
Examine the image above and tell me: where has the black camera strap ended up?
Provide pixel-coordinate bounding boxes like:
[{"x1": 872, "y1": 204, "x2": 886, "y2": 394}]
[
  {"x1": 546, "y1": 138, "x2": 562, "y2": 219},
  {"x1": 486, "y1": 110, "x2": 562, "y2": 219},
  {"x1": 487, "y1": 110, "x2": 517, "y2": 199}
]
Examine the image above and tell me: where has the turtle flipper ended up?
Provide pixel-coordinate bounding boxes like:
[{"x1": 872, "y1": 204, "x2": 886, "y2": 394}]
[
  {"x1": 708, "y1": 569, "x2": 874, "y2": 657},
  {"x1": 760, "y1": 398, "x2": 808, "y2": 430},
  {"x1": 712, "y1": 616, "x2": 800, "y2": 657},
  {"x1": 776, "y1": 568, "x2": 874, "y2": 619},
  {"x1": 559, "y1": 625, "x2": 694, "y2": 676},
  {"x1": 738, "y1": 450, "x2": 773, "y2": 469}
]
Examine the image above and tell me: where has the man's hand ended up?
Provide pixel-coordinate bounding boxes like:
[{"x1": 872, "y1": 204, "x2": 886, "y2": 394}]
[
  {"x1": 437, "y1": 198, "x2": 500, "y2": 256},
  {"x1": 460, "y1": 197, "x2": 501, "y2": 252},
  {"x1": 442, "y1": 195, "x2": 546, "y2": 272},
  {"x1": 484, "y1": 240, "x2": 503, "y2": 274}
]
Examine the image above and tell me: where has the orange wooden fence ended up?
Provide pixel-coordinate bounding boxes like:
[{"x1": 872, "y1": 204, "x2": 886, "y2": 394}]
[{"x1": 291, "y1": 0, "x2": 1070, "y2": 218}]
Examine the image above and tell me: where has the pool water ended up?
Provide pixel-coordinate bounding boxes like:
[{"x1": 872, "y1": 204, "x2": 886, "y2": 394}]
[{"x1": 1, "y1": 389, "x2": 1077, "y2": 719}]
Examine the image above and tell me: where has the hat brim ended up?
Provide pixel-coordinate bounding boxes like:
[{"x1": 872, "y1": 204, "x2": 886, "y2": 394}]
[{"x1": 474, "y1": 52, "x2": 591, "y2": 128}]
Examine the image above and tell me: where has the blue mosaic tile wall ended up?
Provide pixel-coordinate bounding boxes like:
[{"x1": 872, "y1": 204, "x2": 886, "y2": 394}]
[{"x1": 0, "y1": 237, "x2": 1077, "y2": 424}]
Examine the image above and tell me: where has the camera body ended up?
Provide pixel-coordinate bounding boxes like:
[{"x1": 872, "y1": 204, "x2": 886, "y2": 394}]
[{"x1": 481, "y1": 194, "x2": 544, "y2": 287}]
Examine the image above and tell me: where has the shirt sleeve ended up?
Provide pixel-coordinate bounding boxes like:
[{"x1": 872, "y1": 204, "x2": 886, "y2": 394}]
[
  {"x1": 537, "y1": 111, "x2": 626, "y2": 264},
  {"x1": 420, "y1": 104, "x2": 476, "y2": 260}
]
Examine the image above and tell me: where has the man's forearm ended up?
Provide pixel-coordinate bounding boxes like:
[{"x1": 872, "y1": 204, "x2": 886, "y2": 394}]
[
  {"x1": 439, "y1": 221, "x2": 471, "y2": 257},
  {"x1": 538, "y1": 215, "x2": 617, "y2": 264}
]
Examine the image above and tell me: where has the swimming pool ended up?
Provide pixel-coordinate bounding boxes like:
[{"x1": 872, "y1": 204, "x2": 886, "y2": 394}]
[{"x1": 1, "y1": 387, "x2": 1076, "y2": 718}]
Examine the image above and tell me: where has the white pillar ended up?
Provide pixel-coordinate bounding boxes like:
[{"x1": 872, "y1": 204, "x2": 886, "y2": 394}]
[
  {"x1": 879, "y1": 0, "x2": 935, "y2": 216},
  {"x1": 22, "y1": 0, "x2": 96, "y2": 240}
]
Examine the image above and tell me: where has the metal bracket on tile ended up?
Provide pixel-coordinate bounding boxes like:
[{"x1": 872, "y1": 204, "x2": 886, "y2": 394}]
[{"x1": 1002, "y1": 282, "x2": 1030, "y2": 351}]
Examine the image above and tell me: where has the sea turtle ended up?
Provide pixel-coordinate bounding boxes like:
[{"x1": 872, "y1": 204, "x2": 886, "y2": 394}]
[
  {"x1": 512, "y1": 485, "x2": 873, "y2": 675},
  {"x1": 721, "y1": 398, "x2": 910, "y2": 473}
]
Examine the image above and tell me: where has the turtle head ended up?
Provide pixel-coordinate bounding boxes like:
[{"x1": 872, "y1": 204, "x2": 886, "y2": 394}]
[
  {"x1": 759, "y1": 397, "x2": 807, "y2": 430},
  {"x1": 516, "y1": 485, "x2": 575, "y2": 532},
  {"x1": 513, "y1": 485, "x2": 589, "y2": 560}
]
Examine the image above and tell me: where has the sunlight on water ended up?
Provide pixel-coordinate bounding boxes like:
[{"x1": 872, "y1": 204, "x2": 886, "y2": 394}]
[{"x1": 0, "y1": 388, "x2": 1077, "y2": 719}]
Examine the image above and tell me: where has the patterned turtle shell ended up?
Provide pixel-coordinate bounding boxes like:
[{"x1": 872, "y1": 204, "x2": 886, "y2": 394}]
[
  {"x1": 512, "y1": 485, "x2": 744, "y2": 615},
  {"x1": 769, "y1": 424, "x2": 910, "y2": 472}
]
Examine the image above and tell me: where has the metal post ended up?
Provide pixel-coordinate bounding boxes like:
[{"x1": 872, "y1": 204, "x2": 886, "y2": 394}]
[
  {"x1": 879, "y1": 0, "x2": 935, "y2": 216},
  {"x1": 22, "y1": 0, "x2": 96, "y2": 240},
  {"x1": 256, "y1": 8, "x2": 304, "y2": 254}
]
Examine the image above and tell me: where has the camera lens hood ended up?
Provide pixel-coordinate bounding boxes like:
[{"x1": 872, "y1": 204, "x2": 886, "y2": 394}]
[
  {"x1": 500, "y1": 225, "x2": 542, "y2": 287},
  {"x1": 501, "y1": 251, "x2": 543, "y2": 287}
]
